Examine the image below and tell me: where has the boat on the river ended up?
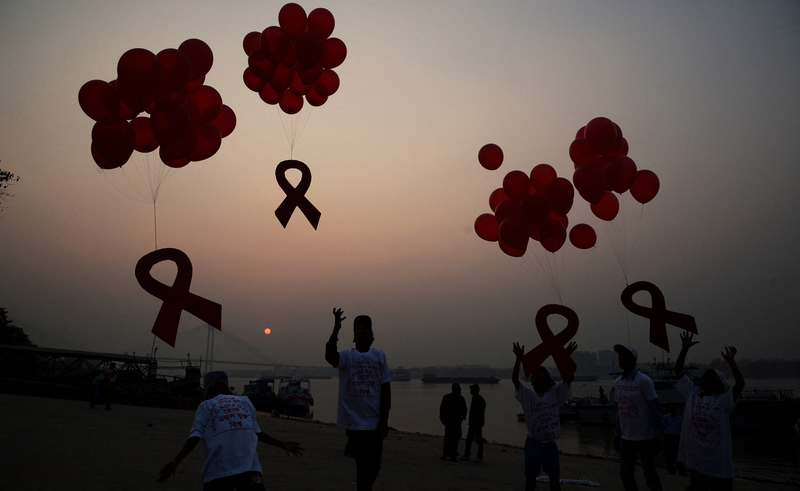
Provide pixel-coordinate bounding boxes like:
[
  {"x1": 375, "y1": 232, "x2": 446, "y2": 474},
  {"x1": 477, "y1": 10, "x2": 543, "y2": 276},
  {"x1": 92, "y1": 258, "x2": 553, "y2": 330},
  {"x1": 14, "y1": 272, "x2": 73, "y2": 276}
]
[
  {"x1": 421, "y1": 373, "x2": 500, "y2": 384},
  {"x1": 243, "y1": 378, "x2": 278, "y2": 412},
  {"x1": 276, "y1": 378, "x2": 314, "y2": 416},
  {"x1": 390, "y1": 368, "x2": 411, "y2": 381}
]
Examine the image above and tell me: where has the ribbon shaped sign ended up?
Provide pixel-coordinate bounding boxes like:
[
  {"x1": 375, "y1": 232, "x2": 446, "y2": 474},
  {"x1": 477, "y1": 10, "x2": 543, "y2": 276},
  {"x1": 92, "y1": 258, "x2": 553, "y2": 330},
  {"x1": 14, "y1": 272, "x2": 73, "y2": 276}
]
[
  {"x1": 135, "y1": 248, "x2": 222, "y2": 347},
  {"x1": 274, "y1": 159, "x2": 321, "y2": 229},
  {"x1": 521, "y1": 304, "x2": 579, "y2": 382},
  {"x1": 621, "y1": 280, "x2": 697, "y2": 352}
]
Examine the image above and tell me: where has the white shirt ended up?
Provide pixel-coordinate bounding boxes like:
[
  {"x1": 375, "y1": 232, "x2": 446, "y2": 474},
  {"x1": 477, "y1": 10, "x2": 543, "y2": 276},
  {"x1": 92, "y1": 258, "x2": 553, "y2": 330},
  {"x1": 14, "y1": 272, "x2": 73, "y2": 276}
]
[
  {"x1": 614, "y1": 369, "x2": 659, "y2": 440},
  {"x1": 515, "y1": 382, "x2": 572, "y2": 442},
  {"x1": 676, "y1": 375, "x2": 736, "y2": 478},
  {"x1": 189, "y1": 394, "x2": 262, "y2": 483},
  {"x1": 336, "y1": 347, "x2": 392, "y2": 430}
]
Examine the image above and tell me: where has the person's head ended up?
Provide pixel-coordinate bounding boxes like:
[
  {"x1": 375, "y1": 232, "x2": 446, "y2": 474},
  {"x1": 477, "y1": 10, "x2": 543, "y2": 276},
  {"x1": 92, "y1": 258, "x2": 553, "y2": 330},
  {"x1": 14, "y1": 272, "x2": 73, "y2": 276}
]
[
  {"x1": 698, "y1": 369, "x2": 727, "y2": 395},
  {"x1": 470, "y1": 384, "x2": 480, "y2": 396},
  {"x1": 353, "y1": 315, "x2": 374, "y2": 351},
  {"x1": 204, "y1": 371, "x2": 231, "y2": 399},
  {"x1": 451, "y1": 383, "x2": 461, "y2": 395},
  {"x1": 531, "y1": 366, "x2": 556, "y2": 393},
  {"x1": 614, "y1": 344, "x2": 638, "y2": 374}
]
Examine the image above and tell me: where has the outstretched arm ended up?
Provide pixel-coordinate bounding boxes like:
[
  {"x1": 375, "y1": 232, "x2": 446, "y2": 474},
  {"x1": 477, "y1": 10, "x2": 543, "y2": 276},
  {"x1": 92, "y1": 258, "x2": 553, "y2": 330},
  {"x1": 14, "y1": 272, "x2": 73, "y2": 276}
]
[
  {"x1": 565, "y1": 341, "x2": 578, "y2": 385},
  {"x1": 257, "y1": 431, "x2": 304, "y2": 456},
  {"x1": 722, "y1": 346, "x2": 745, "y2": 401},
  {"x1": 511, "y1": 342, "x2": 524, "y2": 390},
  {"x1": 325, "y1": 308, "x2": 345, "y2": 367},
  {"x1": 675, "y1": 332, "x2": 698, "y2": 378},
  {"x1": 157, "y1": 436, "x2": 200, "y2": 483}
]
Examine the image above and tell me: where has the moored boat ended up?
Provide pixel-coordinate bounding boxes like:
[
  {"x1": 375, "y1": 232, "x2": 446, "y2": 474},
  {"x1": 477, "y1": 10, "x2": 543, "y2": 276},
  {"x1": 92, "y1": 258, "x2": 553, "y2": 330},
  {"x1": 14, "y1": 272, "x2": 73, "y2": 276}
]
[
  {"x1": 390, "y1": 368, "x2": 411, "y2": 381},
  {"x1": 243, "y1": 378, "x2": 278, "y2": 412},
  {"x1": 276, "y1": 378, "x2": 313, "y2": 417}
]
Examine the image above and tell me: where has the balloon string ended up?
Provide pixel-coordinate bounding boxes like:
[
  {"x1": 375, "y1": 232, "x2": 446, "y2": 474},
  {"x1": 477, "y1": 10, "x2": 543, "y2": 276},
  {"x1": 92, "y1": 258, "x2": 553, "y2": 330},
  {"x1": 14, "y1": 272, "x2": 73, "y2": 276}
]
[{"x1": 153, "y1": 200, "x2": 158, "y2": 251}]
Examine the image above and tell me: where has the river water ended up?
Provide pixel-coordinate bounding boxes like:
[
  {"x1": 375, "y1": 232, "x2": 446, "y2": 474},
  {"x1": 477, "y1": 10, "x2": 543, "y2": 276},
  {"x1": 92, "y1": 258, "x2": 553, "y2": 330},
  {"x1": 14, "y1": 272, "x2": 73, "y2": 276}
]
[{"x1": 230, "y1": 376, "x2": 800, "y2": 485}]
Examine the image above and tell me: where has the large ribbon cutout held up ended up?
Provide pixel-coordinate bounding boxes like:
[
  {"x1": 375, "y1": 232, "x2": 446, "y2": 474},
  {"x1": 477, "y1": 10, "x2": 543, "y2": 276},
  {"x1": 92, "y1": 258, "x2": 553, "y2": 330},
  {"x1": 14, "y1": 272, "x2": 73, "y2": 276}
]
[
  {"x1": 621, "y1": 280, "x2": 697, "y2": 352},
  {"x1": 521, "y1": 304, "x2": 579, "y2": 382},
  {"x1": 135, "y1": 248, "x2": 222, "y2": 347},
  {"x1": 274, "y1": 159, "x2": 321, "y2": 229}
]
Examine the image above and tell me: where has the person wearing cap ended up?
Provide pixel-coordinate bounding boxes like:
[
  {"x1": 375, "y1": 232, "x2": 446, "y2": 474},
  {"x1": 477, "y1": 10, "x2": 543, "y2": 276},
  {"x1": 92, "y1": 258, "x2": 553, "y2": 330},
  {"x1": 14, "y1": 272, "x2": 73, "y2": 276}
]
[
  {"x1": 439, "y1": 382, "x2": 468, "y2": 461},
  {"x1": 613, "y1": 344, "x2": 665, "y2": 491},
  {"x1": 512, "y1": 340, "x2": 577, "y2": 491},
  {"x1": 325, "y1": 308, "x2": 392, "y2": 491},
  {"x1": 674, "y1": 332, "x2": 744, "y2": 491},
  {"x1": 460, "y1": 383, "x2": 486, "y2": 463},
  {"x1": 157, "y1": 371, "x2": 304, "y2": 489}
]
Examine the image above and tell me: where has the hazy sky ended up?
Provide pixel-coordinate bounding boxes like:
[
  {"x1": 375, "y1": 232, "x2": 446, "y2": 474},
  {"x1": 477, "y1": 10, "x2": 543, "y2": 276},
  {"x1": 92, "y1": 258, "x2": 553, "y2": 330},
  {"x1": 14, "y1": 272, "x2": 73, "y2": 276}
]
[{"x1": 1, "y1": 1, "x2": 799, "y2": 370}]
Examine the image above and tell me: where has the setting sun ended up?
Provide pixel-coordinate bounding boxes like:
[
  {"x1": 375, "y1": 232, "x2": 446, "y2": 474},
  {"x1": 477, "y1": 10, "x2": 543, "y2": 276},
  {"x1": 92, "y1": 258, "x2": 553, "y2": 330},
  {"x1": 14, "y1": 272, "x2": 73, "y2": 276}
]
[{"x1": 264, "y1": 328, "x2": 271, "y2": 335}]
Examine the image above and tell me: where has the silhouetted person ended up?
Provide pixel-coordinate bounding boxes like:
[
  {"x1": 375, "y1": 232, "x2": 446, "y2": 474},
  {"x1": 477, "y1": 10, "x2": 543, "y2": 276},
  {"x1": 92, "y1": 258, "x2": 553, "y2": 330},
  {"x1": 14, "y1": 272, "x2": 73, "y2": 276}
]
[
  {"x1": 675, "y1": 332, "x2": 744, "y2": 491},
  {"x1": 439, "y1": 382, "x2": 467, "y2": 461},
  {"x1": 461, "y1": 383, "x2": 486, "y2": 463},
  {"x1": 157, "y1": 371, "x2": 303, "y2": 488},
  {"x1": 90, "y1": 363, "x2": 115, "y2": 410},
  {"x1": 613, "y1": 344, "x2": 664, "y2": 491},
  {"x1": 325, "y1": 308, "x2": 392, "y2": 491},
  {"x1": 512, "y1": 341, "x2": 577, "y2": 491},
  {"x1": 662, "y1": 404, "x2": 684, "y2": 475}
]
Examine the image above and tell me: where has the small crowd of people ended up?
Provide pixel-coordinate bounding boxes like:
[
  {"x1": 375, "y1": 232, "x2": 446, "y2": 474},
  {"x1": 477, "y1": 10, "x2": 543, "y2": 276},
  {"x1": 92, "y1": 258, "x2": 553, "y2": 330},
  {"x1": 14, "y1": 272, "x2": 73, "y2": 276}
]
[{"x1": 153, "y1": 309, "x2": 744, "y2": 491}]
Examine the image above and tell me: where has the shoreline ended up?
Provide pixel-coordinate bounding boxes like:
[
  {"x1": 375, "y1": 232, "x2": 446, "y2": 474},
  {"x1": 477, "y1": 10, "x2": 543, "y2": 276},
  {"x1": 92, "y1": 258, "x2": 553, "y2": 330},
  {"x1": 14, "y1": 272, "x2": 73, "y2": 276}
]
[{"x1": 1, "y1": 393, "x2": 796, "y2": 490}]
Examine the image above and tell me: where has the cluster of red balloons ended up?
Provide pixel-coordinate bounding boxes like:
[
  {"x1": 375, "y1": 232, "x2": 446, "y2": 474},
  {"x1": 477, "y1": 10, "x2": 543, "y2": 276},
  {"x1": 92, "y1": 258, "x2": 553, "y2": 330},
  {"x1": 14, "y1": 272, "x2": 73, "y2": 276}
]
[
  {"x1": 569, "y1": 117, "x2": 659, "y2": 221},
  {"x1": 243, "y1": 3, "x2": 347, "y2": 115},
  {"x1": 79, "y1": 39, "x2": 236, "y2": 169},
  {"x1": 475, "y1": 144, "x2": 597, "y2": 257}
]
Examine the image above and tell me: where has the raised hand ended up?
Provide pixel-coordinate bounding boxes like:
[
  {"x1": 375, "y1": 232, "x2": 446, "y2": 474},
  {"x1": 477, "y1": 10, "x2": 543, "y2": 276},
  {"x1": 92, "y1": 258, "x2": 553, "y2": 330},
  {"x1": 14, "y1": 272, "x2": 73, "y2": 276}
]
[
  {"x1": 333, "y1": 307, "x2": 346, "y2": 327},
  {"x1": 512, "y1": 342, "x2": 525, "y2": 359},
  {"x1": 566, "y1": 341, "x2": 578, "y2": 355},
  {"x1": 680, "y1": 331, "x2": 698, "y2": 350},
  {"x1": 721, "y1": 346, "x2": 737, "y2": 362}
]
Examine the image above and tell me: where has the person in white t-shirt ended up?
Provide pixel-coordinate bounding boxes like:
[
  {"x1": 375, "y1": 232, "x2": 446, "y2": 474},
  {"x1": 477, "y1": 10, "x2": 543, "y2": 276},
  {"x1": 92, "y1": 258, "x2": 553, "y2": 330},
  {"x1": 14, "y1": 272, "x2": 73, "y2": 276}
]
[
  {"x1": 157, "y1": 371, "x2": 304, "y2": 489},
  {"x1": 613, "y1": 344, "x2": 664, "y2": 491},
  {"x1": 325, "y1": 308, "x2": 392, "y2": 491},
  {"x1": 674, "y1": 332, "x2": 744, "y2": 491},
  {"x1": 512, "y1": 341, "x2": 577, "y2": 491}
]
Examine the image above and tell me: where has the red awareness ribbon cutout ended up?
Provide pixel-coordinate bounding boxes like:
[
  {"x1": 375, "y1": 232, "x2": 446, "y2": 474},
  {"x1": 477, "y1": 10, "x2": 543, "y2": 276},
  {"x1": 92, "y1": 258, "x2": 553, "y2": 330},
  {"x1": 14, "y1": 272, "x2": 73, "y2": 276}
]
[
  {"x1": 135, "y1": 248, "x2": 222, "y2": 347},
  {"x1": 620, "y1": 280, "x2": 697, "y2": 352},
  {"x1": 521, "y1": 304, "x2": 579, "y2": 382},
  {"x1": 274, "y1": 159, "x2": 321, "y2": 229}
]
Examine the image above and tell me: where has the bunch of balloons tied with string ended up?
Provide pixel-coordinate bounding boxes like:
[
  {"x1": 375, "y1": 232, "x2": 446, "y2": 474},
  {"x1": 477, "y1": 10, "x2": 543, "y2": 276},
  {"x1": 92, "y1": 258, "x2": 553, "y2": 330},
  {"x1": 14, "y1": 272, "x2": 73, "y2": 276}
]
[
  {"x1": 569, "y1": 117, "x2": 660, "y2": 221},
  {"x1": 475, "y1": 144, "x2": 597, "y2": 258},
  {"x1": 242, "y1": 3, "x2": 347, "y2": 114},
  {"x1": 78, "y1": 39, "x2": 236, "y2": 170}
]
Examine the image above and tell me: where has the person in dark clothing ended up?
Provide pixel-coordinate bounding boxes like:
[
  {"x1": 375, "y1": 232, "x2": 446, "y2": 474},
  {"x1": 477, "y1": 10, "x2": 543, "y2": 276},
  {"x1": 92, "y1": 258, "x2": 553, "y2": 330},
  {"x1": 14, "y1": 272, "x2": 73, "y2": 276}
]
[
  {"x1": 439, "y1": 383, "x2": 467, "y2": 461},
  {"x1": 461, "y1": 383, "x2": 486, "y2": 463}
]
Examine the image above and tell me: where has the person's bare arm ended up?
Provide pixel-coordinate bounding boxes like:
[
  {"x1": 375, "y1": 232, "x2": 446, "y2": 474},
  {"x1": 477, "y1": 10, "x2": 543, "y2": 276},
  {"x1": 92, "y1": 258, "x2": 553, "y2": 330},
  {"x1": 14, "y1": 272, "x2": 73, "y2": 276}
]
[
  {"x1": 512, "y1": 342, "x2": 524, "y2": 390},
  {"x1": 325, "y1": 308, "x2": 345, "y2": 367}
]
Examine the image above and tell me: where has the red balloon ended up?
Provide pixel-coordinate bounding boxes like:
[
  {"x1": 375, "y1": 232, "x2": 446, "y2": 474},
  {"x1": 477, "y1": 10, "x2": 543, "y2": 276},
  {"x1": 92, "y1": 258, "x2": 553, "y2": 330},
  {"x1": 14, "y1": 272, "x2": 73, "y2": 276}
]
[
  {"x1": 539, "y1": 219, "x2": 567, "y2": 253},
  {"x1": 185, "y1": 122, "x2": 221, "y2": 162},
  {"x1": 297, "y1": 62, "x2": 324, "y2": 84},
  {"x1": 321, "y1": 38, "x2": 347, "y2": 69},
  {"x1": 474, "y1": 213, "x2": 499, "y2": 242},
  {"x1": 314, "y1": 69, "x2": 340, "y2": 97},
  {"x1": 260, "y1": 26, "x2": 291, "y2": 63},
  {"x1": 308, "y1": 8, "x2": 335, "y2": 39},
  {"x1": 156, "y1": 49, "x2": 191, "y2": 96},
  {"x1": 499, "y1": 238, "x2": 527, "y2": 257},
  {"x1": 604, "y1": 156, "x2": 637, "y2": 193},
  {"x1": 79, "y1": 80, "x2": 120, "y2": 121},
  {"x1": 248, "y1": 49, "x2": 276, "y2": 81},
  {"x1": 584, "y1": 117, "x2": 618, "y2": 155},
  {"x1": 290, "y1": 72, "x2": 312, "y2": 96},
  {"x1": 530, "y1": 163, "x2": 557, "y2": 194},
  {"x1": 569, "y1": 137, "x2": 600, "y2": 168},
  {"x1": 279, "y1": 3, "x2": 308, "y2": 38},
  {"x1": 494, "y1": 199, "x2": 524, "y2": 224},
  {"x1": 279, "y1": 90, "x2": 304, "y2": 114},
  {"x1": 150, "y1": 99, "x2": 191, "y2": 146},
  {"x1": 130, "y1": 116, "x2": 158, "y2": 153},
  {"x1": 91, "y1": 117, "x2": 136, "y2": 167},
  {"x1": 178, "y1": 39, "x2": 213, "y2": 81},
  {"x1": 489, "y1": 188, "x2": 509, "y2": 212},
  {"x1": 184, "y1": 85, "x2": 222, "y2": 123},
  {"x1": 591, "y1": 191, "x2": 620, "y2": 221},
  {"x1": 610, "y1": 137, "x2": 629, "y2": 157},
  {"x1": 548, "y1": 210, "x2": 569, "y2": 230},
  {"x1": 159, "y1": 138, "x2": 187, "y2": 163},
  {"x1": 243, "y1": 67, "x2": 268, "y2": 92},
  {"x1": 630, "y1": 170, "x2": 660, "y2": 204},
  {"x1": 520, "y1": 193, "x2": 549, "y2": 226},
  {"x1": 499, "y1": 218, "x2": 530, "y2": 251},
  {"x1": 575, "y1": 126, "x2": 586, "y2": 139},
  {"x1": 305, "y1": 87, "x2": 328, "y2": 107},
  {"x1": 243, "y1": 31, "x2": 261, "y2": 56},
  {"x1": 295, "y1": 32, "x2": 325, "y2": 69},
  {"x1": 545, "y1": 177, "x2": 574, "y2": 216},
  {"x1": 270, "y1": 63, "x2": 294, "y2": 92},
  {"x1": 91, "y1": 143, "x2": 118, "y2": 169},
  {"x1": 569, "y1": 223, "x2": 597, "y2": 249},
  {"x1": 116, "y1": 48, "x2": 161, "y2": 111},
  {"x1": 259, "y1": 83, "x2": 284, "y2": 105},
  {"x1": 573, "y1": 164, "x2": 606, "y2": 204},
  {"x1": 503, "y1": 170, "x2": 531, "y2": 201},
  {"x1": 478, "y1": 143, "x2": 503, "y2": 170},
  {"x1": 212, "y1": 105, "x2": 236, "y2": 138}
]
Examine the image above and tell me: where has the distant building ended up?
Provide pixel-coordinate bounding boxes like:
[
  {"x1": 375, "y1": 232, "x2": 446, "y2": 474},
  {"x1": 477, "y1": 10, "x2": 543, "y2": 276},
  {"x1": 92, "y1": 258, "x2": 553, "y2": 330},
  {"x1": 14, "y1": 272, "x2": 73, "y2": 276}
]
[
  {"x1": 572, "y1": 351, "x2": 598, "y2": 373},
  {"x1": 598, "y1": 350, "x2": 616, "y2": 372}
]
